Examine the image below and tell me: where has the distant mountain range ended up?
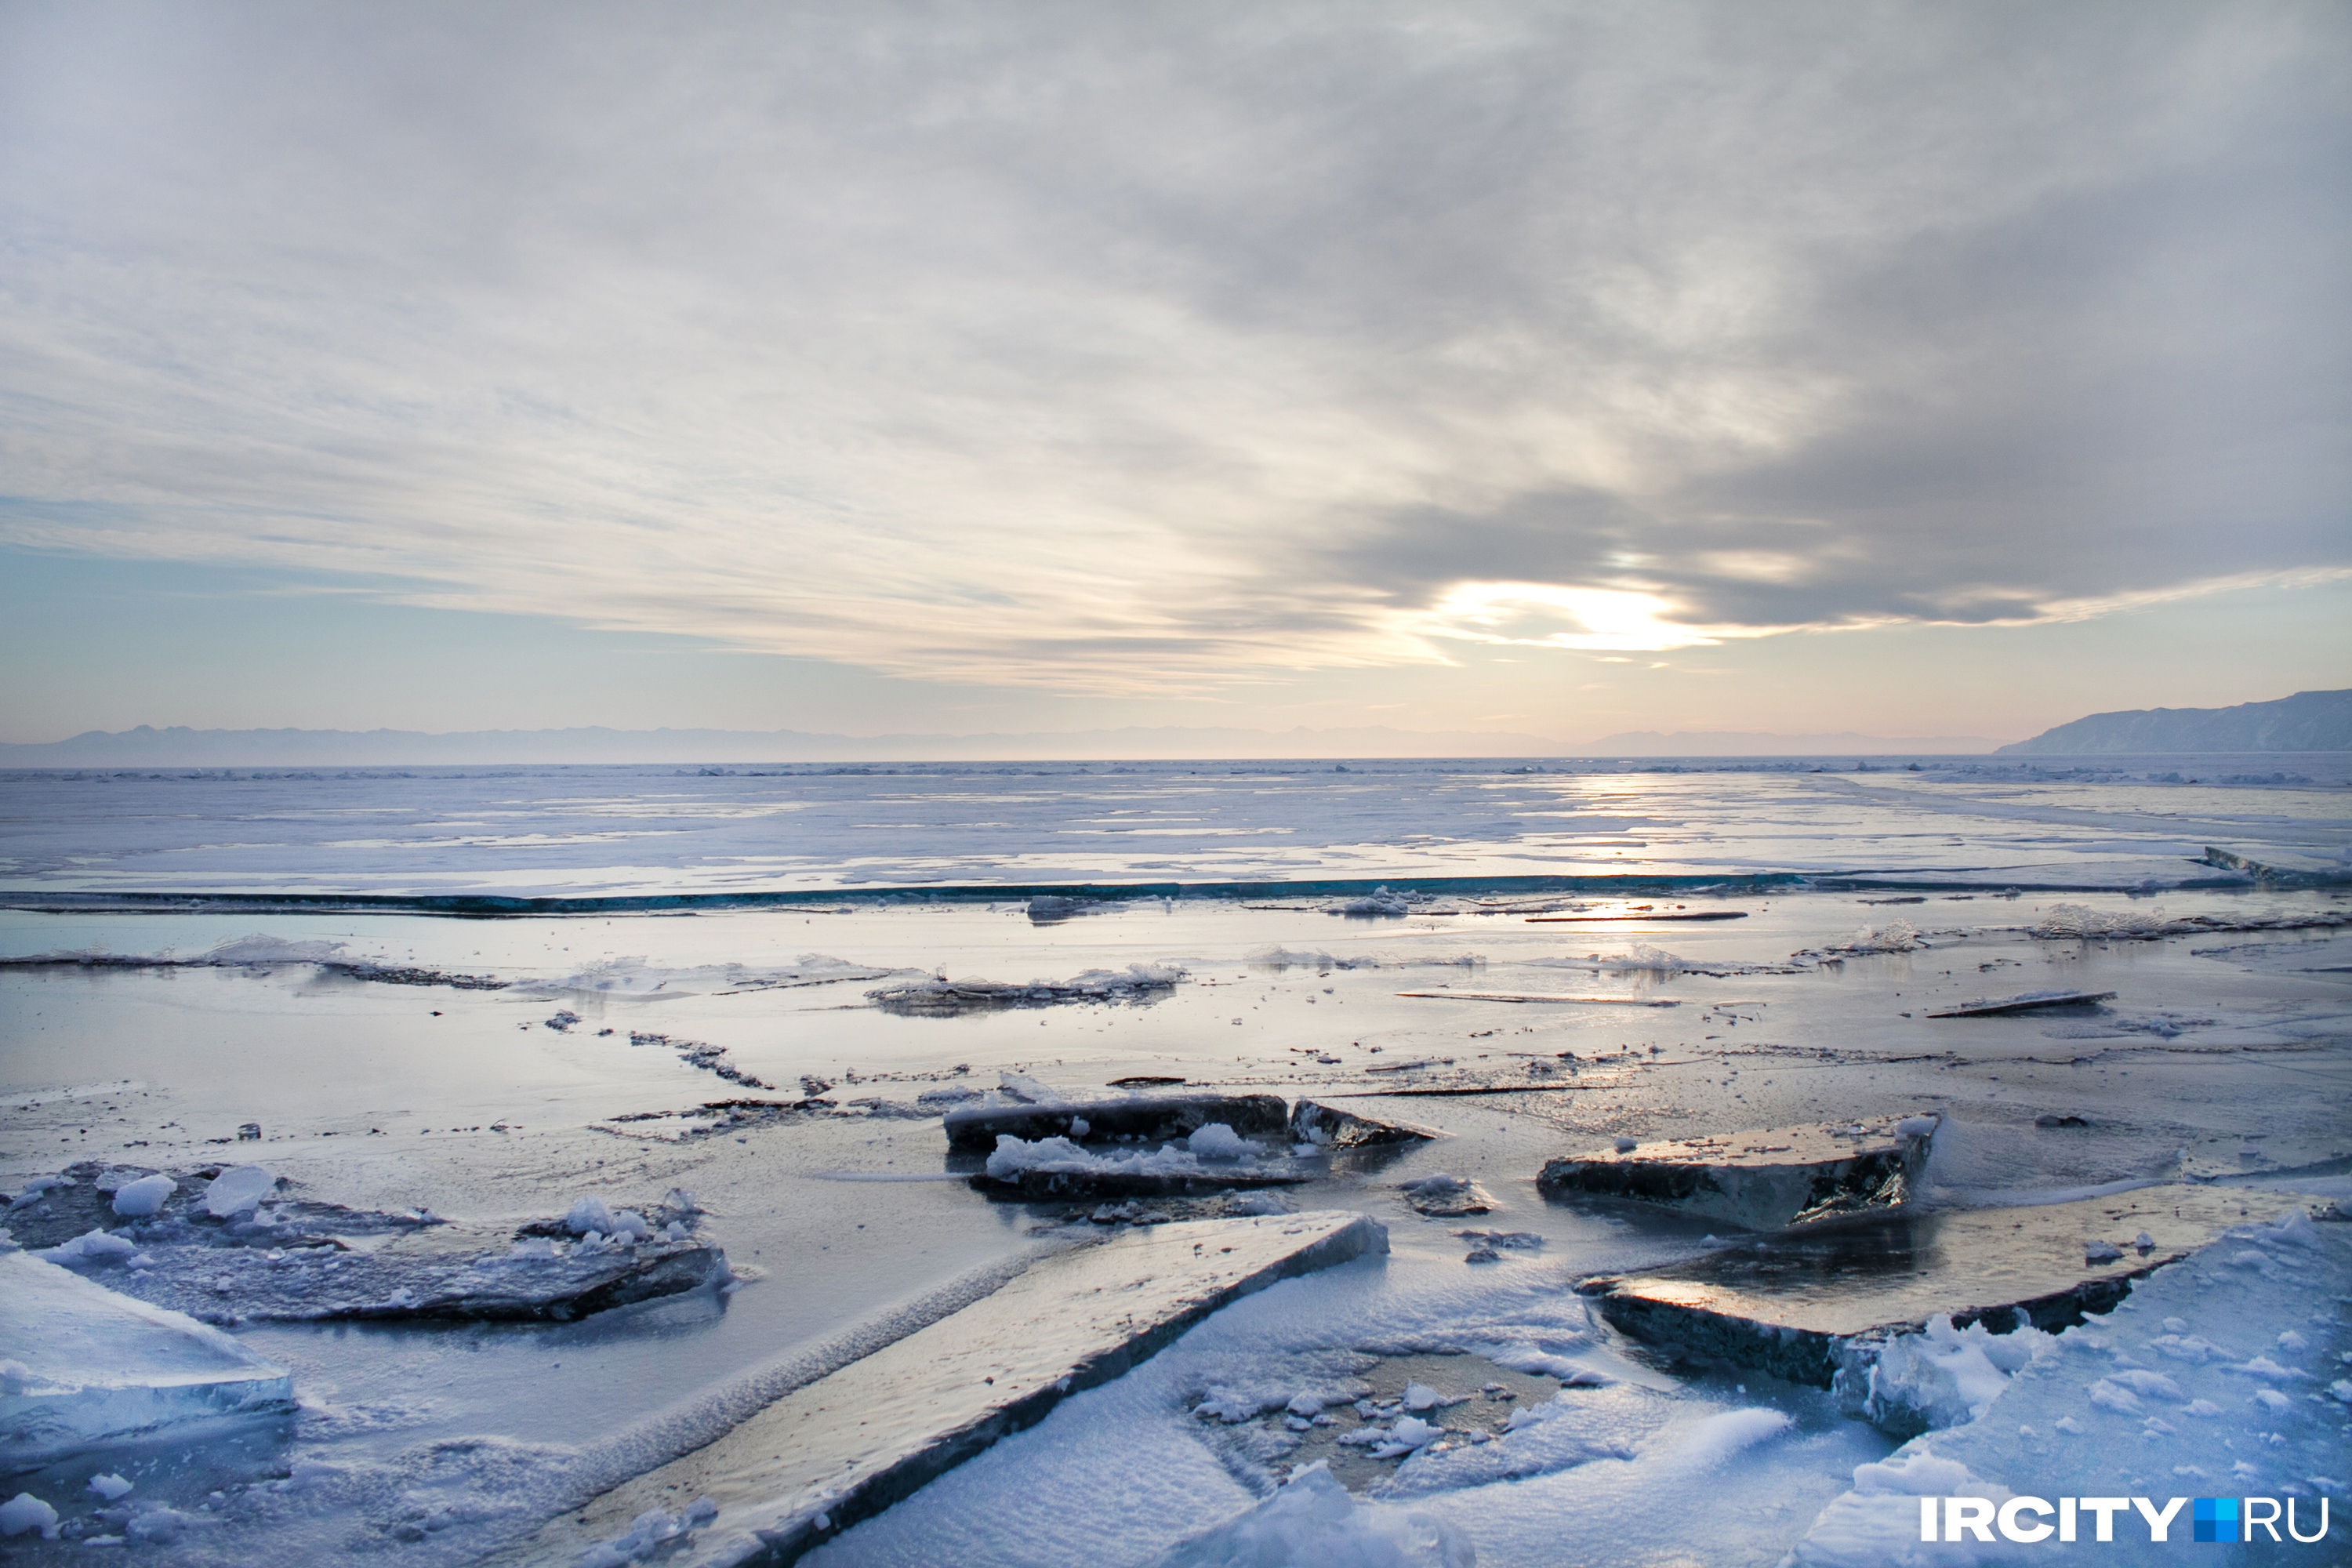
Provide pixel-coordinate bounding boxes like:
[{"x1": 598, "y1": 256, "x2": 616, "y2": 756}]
[
  {"x1": 0, "y1": 722, "x2": 2004, "y2": 766},
  {"x1": 1997, "y1": 689, "x2": 2351, "y2": 754}
]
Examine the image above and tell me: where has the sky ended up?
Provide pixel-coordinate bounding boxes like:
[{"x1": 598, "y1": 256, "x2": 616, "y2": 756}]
[{"x1": 2, "y1": 0, "x2": 2347, "y2": 746}]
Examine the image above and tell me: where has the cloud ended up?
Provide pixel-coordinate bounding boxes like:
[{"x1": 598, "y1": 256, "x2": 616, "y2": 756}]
[{"x1": 0, "y1": 1, "x2": 2343, "y2": 691}]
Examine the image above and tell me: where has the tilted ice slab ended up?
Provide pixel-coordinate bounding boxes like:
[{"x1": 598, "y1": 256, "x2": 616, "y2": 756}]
[
  {"x1": 1538, "y1": 1116, "x2": 1937, "y2": 1232},
  {"x1": 1580, "y1": 1185, "x2": 2335, "y2": 1424},
  {"x1": 507, "y1": 1212, "x2": 1388, "y2": 1568},
  {"x1": 0, "y1": 1251, "x2": 293, "y2": 1463},
  {"x1": 1290, "y1": 1098, "x2": 1446, "y2": 1149},
  {"x1": 1785, "y1": 1205, "x2": 2352, "y2": 1566}
]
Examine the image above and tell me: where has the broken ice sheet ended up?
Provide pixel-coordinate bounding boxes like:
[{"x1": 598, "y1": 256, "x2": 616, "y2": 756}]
[
  {"x1": 0, "y1": 1251, "x2": 294, "y2": 1461},
  {"x1": 5, "y1": 1167, "x2": 722, "y2": 1325},
  {"x1": 868, "y1": 964, "x2": 1185, "y2": 1015},
  {"x1": 1537, "y1": 1116, "x2": 1936, "y2": 1232}
]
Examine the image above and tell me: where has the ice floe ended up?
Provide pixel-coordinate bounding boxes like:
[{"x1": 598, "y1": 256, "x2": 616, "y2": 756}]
[{"x1": 869, "y1": 964, "x2": 1186, "y2": 1014}]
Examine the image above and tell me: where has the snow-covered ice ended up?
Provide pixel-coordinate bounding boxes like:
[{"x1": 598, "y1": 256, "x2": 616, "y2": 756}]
[
  {"x1": 1152, "y1": 1462, "x2": 1472, "y2": 1567},
  {"x1": 980, "y1": 1130, "x2": 1312, "y2": 1196},
  {"x1": 1788, "y1": 1206, "x2": 2351, "y2": 1563},
  {"x1": 1, "y1": 1492, "x2": 60, "y2": 1538}
]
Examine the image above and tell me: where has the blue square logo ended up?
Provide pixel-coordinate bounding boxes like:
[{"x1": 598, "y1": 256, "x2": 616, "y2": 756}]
[{"x1": 2192, "y1": 1497, "x2": 2238, "y2": 1543}]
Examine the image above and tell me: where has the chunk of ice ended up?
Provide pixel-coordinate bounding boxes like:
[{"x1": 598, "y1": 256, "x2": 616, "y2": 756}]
[
  {"x1": 203, "y1": 1166, "x2": 275, "y2": 1218},
  {"x1": 87, "y1": 1473, "x2": 133, "y2": 1501},
  {"x1": 35, "y1": 1229, "x2": 137, "y2": 1267},
  {"x1": 110, "y1": 1174, "x2": 174, "y2": 1217},
  {"x1": 566, "y1": 1197, "x2": 616, "y2": 1236},
  {"x1": 1, "y1": 1494, "x2": 60, "y2": 1538},
  {"x1": 1186, "y1": 1123, "x2": 1250, "y2": 1160}
]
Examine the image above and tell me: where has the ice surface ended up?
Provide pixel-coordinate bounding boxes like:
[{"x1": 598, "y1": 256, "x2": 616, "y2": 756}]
[
  {"x1": 4, "y1": 759, "x2": 2347, "y2": 899},
  {"x1": 521, "y1": 1213, "x2": 1387, "y2": 1566},
  {"x1": 575, "y1": 1498, "x2": 722, "y2": 1567},
  {"x1": 1, "y1": 760, "x2": 2345, "y2": 1566},
  {"x1": 1153, "y1": 1461, "x2": 1473, "y2": 1567},
  {"x1": 0, "y1": 1251, "x2": 293, "y2": 1461},
  {"x1": 800, "y1": 1221, "x2": 1890, "y2": 1568}
]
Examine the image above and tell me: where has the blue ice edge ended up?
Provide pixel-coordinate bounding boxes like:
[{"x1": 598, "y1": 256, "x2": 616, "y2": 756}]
[
  {"x1": 0, "y1": 862, "x2": 2299, "y2": 918},
  {"x1": 0, "y1": 866, "x2": 2281, "y2": 918}
]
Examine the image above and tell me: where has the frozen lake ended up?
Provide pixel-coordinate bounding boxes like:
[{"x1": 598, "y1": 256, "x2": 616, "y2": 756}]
[
  {"x1": 5, "y1": 753, "x2": 2349, "y2": 899},
  {"x1": 2, "y1": 757, "x2": 2347, "y2": 1564}
]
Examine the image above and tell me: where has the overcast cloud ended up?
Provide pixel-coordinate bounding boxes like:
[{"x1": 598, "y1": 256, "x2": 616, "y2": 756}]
[{"x1": 2, "y1": 0, "x2": 2344, "y2": 693}]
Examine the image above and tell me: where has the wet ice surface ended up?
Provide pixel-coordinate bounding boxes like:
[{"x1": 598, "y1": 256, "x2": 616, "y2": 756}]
[{"x1": 0, "y1": 761, "x2": 2346, "y2": 1563}]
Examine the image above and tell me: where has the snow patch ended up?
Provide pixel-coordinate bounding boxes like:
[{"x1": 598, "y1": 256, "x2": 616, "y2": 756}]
[
  {"x1": 1153, "y1": 1461, "x2": 1471, "y2": 1566},
  {"x1": 1864, "y1": 1316, "x2": 2056, "y2": 1432}
]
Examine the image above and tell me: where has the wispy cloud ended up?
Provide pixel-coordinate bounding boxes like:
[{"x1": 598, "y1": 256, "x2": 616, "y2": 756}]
[{"x1": 1, "y1": 2, "x2": 2343, "y2": 692}]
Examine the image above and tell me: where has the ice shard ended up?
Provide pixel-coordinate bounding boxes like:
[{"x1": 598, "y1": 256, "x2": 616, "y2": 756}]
[{"x1": 1289, "y1": 1098, "x2": 1445, "y2": 1149}]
